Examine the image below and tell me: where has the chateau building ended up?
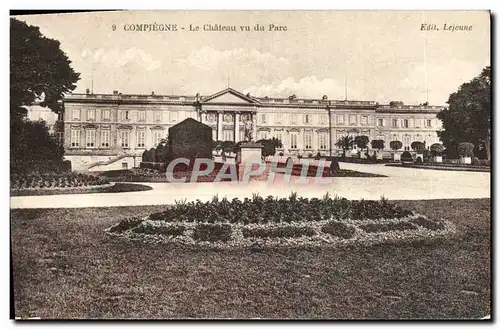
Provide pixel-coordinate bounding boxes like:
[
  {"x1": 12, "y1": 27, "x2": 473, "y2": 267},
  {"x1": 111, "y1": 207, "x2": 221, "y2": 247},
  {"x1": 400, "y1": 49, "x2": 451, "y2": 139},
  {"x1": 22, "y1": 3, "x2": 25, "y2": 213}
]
[{"x1": 61, "y1": 88, "x2": 444, "y2": 170}]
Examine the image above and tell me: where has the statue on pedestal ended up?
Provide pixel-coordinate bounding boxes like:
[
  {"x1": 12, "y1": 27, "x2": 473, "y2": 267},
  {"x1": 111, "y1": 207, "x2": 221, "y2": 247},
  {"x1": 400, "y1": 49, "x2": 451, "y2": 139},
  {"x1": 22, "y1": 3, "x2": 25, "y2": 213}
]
[{"x1": 244, "y1": 119, "x2": 253, "y2": 142}]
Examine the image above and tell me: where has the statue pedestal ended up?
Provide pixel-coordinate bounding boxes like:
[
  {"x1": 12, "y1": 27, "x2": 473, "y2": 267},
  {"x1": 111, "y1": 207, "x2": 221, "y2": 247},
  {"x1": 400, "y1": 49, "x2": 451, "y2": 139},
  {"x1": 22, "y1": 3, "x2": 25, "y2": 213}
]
[
  {"x1": 236, "y1": 142, "x2": 263, "y2": 164},
  {"x1": 236, "y1": 142, "x2": 268, "y2": 181}
]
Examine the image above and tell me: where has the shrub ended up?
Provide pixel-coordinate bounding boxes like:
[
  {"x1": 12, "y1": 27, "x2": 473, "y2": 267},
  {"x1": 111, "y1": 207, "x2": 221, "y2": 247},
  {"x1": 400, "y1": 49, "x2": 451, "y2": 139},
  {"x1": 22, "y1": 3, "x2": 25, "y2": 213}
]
[
  {"x1": 389, "y1": 140, "x2": 403, "y2": 152},
  {"x1": 257, "y1": 138, "x2": 283, "y2": 158},
  {"x1": 371, "y1": 139, "x2": 385, "y2": 151},
  {"x1": 430, "y1": 143, "x2": 444, "y2": 156},
  {"x1": 401, "y1": 151, "x2": 413, "y2": 162},
  {"x1": 415, "y1": 157, "x2": 423, "y2": 164},
  {"x1": 410, "y1": 216, "x2": 445, "y2": 231},
  {"x1": 321, "y1": 221, "x2": 356, "y2": 239},
  {"x1": 359, "y1": 222, "x2": 416, "y2": 233},
  {"x1": 422, "y1": 149, "x2": 432, "y2": 163},
  {"x1": 132, "y1": 224, "x2": 185, "y2": 236},
  {"x1": 458, "y1": 142, "x2": 475, "y2": 157},
  {"x1": 411, "y1": 141, "x2": 425, "y2": 151},
  {"x1": 193, "y1": 223, "x2": 232, "y2": 242},
  {"x1": 140, "y1": 162, "x2": 155, "y2": 169},
  {"x1": 242, "y1": 226, "x2": 315, "y2": 239},
  {"x1": 354, "y1": 135, "x2": 370, "y2": 151}
]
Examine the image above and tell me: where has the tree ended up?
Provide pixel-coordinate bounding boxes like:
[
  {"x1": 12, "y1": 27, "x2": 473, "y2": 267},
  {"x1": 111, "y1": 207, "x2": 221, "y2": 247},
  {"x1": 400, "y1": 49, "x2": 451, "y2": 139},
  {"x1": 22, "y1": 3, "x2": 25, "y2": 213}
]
[
  {"x1": 354, "y1": 135, "x2": 369, "y2": 158},
  {"x1": 458, "y1": 142, "x2": 475, "y2": 158},
  {"x1": 257, "y1": 138, "x2": 283, "y2": 158},
  {"x1": 10, "y1": 18, "x2": 80, "y2": 119},
  {"x1": 370, "y1": 139, "x2": 385, "y2": 151},
  {"x1": 10, "y1": 18, "x2": 80, "y2": 174},
  {"x1": 411, "y1": 141, "x2": 425, "y2": 151},
  {"x1": 437, "y1": 66, "x2": 491, "y2": 160},
  {"x1": 335, "y1": 135, "x2": 354, "y2": 158},
  {"x1": 430, "y1": 143, "x2": 444, "y2": 156},
  {"x1": 10, "y1": 120, "x2": 64, "y2": 174},
  {"x1": 389, "y1": 140, "x2": 403, "y2": 152}
]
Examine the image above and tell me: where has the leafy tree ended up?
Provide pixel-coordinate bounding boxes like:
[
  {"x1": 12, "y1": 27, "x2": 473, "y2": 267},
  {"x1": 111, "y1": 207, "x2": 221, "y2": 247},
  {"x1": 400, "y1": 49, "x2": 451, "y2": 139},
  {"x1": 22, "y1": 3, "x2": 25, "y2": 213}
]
[
  {"x1": 257, "y1": 138, "x2": 283, "y2": 158},
  {"x1": 370, "y1": 139, "x2": 385, "y2": 151},
  {"x1": 10, "y1": 18, "x2": 80, "y2": 119},
  {"x1": 437, "y1": 66, "x2": 491, "y2": 160},
  {"x1": 430, "y1": 143, "x2": 444, "y2": 156},
  {"x1": 335, "y1": 135, "x2": 354, "y2": 158},
  {"x1": 354, "y1": 135, "x2": 369, "y2": 158},
  {"x1": 389, "y1": 140, "x2": 403, "y2": 152},
  {"x1": 10, "y1": 120, "x2": 64, "y2": 174},
  {"x1": 10, "y1": 18, "x2": 80, "y2": 174},
  {"x1": 458, "y1": 142, "x2": 475, "y2": 158},
  {"x1": 411, "y1": 141, "x2": 425, "y2": 151}
]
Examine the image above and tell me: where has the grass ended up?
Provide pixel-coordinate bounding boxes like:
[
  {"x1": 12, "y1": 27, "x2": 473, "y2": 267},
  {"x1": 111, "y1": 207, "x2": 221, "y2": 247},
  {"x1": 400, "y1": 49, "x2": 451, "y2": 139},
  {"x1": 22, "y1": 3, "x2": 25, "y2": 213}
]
[
  {"x1": 11, "y1": 199, "x2": 490, "y2": 319},
  {"x1": 10, "y1": 183, "x2": 152, "y2": 196}
]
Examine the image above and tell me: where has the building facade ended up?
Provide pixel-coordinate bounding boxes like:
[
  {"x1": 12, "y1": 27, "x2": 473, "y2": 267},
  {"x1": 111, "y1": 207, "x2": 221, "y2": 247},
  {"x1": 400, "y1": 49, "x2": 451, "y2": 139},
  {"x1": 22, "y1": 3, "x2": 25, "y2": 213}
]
[{"x1": 62, "y1": 88, "x2": 444, "y2": 169}]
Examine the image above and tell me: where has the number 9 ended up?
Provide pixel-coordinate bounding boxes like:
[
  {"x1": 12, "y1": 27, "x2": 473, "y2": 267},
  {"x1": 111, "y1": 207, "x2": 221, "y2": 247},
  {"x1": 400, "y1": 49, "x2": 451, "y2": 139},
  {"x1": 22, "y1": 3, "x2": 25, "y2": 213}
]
[{"x1": 112, "y1": 24, "x2": 116, "y2": 31}]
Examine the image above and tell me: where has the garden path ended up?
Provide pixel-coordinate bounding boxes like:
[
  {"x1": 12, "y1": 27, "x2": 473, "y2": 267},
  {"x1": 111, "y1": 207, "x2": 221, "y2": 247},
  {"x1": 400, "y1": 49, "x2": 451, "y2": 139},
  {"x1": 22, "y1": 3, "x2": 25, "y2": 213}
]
[{"x1": 10, "y1": 163, "x2": 490, "y2": 209}]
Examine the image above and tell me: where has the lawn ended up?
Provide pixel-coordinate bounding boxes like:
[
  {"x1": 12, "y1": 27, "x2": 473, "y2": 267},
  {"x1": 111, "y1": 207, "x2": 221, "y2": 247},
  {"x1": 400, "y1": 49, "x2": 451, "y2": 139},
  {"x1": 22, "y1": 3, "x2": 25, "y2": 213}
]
[{"x1": 11, "y1": 198, "x2": 491, "y2": 319}]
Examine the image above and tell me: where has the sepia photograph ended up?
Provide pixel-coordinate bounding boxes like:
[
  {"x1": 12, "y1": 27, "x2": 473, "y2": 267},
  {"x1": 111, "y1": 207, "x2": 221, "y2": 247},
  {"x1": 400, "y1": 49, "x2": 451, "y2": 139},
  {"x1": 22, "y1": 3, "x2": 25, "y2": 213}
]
[{"x1": 9, "y1": 10, "x2": 491, "y2": 320}]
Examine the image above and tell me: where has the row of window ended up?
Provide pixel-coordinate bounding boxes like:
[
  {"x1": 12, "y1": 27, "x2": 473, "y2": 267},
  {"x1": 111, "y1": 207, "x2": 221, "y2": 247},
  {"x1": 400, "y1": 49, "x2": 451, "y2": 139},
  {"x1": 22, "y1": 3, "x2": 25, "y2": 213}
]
[
  {"x1": 71, "y1": 109, "x2": 189, "y2": 123},
  {"x1": 259, "y1": 113, "x2": 329, "y2": 125},
  {"x1": 376, "y1": 118, "x2": 433, "y2": 128},
  {"x1": 71, "y1": 109, "x2": 435, "y2": 130},
  {"x1": 70, "y1": 129, "x2": 165, "y2": 148}
]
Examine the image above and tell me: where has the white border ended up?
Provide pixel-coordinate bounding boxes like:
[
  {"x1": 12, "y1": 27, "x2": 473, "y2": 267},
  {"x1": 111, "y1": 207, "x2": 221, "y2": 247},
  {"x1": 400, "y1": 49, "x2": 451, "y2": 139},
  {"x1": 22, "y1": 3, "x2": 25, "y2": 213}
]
[{"x1": 3, "y1": 2, "x2": 496, "y2": 327}]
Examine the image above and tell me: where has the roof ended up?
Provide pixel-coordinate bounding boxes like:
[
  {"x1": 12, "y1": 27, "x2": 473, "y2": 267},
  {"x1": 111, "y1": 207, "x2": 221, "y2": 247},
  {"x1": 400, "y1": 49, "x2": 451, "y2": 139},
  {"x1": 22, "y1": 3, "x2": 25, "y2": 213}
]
[{"x1": 168, "y1": 118, "x2": 212, "y2": 131}]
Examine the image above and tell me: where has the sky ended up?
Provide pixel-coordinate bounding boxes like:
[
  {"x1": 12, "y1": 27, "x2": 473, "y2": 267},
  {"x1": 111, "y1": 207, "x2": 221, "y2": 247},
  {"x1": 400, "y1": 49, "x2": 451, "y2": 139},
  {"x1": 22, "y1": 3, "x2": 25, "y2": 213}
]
[{"x1": 14, "y1": 10, "x2": 490, "y2": 105}]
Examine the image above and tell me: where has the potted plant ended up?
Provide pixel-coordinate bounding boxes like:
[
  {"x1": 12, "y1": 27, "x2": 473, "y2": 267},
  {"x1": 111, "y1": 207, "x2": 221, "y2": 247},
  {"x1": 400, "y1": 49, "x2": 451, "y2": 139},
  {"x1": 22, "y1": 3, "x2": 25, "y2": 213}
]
[
  {"x1": 370, "y1": 139, "x2": 385, "y2": 161},
  {"x1": 389, "y1": 140, "x2": 403, "y2": 162},
  {"x1": 354, "y1": 135, "x2": 369, "y2": 159},
  {"x1": 430, "y1": 143, "x2": 444, "y2": 163},
  {"x1": 411, "y1": 141, "x2": 426, "y2": 163},
  {"x1": 458, "y1": 142, "x2": 474, "y2": 164}
]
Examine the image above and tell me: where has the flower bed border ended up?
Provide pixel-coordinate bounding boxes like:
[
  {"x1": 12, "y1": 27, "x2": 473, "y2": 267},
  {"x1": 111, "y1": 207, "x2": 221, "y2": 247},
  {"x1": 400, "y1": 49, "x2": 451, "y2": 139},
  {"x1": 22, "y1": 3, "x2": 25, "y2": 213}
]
[
  {"x1": 11, "y1": 182, "x2": 115, "y2": 191},
  {"x1": 106, "y1": 213, "x2": 455, "y2": 250}
]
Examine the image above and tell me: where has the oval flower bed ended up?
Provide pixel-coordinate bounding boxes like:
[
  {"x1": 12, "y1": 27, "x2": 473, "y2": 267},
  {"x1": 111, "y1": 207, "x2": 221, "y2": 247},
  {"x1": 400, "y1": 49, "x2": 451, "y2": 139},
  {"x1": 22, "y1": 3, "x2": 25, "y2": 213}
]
[{"x1": 106, "y1": 194, "x2": 455, "y2": 249}]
